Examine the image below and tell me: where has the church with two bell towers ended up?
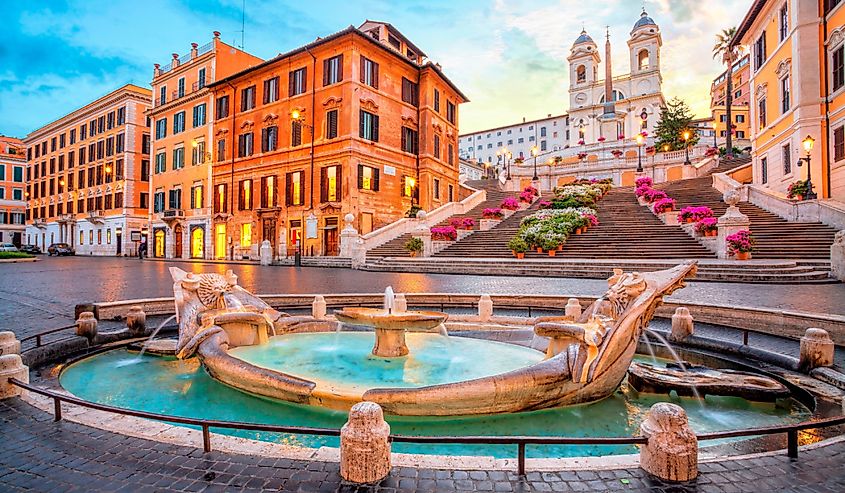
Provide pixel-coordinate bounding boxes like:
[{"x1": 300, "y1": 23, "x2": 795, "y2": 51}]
[{"x1": 567, "y1": 10, "x2": 666, "y2": 145}]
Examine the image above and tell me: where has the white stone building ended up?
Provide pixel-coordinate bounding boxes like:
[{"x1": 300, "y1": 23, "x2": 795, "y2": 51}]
[{"x1": 458, "y1": 114, "x2": 570, "y2": 170}]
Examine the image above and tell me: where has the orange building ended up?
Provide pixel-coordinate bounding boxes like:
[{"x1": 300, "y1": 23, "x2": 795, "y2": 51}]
[
  {"x1": 208, "y1": 21, "x2": 467, "y2": 259},
  {"x1": 0, "y1": 136, "x2": 27, "y2": 247},
  {"x1": 147, "y1": 32, "x2": 262, "y2": 259},
  {"x1": 710, "y1": 54, "x2": 751, "y2": 146},
  {"x1": 24, "y1": 84, "x2": 152, "y2": 255},
  {"x1": 733, "y1": 0, "x2": 845, "y2": 200}
]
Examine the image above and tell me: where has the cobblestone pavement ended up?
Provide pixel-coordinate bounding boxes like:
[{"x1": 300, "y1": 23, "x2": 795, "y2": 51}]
[
  {"x1": 2, "y1": 398, "x2": 845, "y2": 493},
  {"x1": 1, "y1": 256, "x2": 843, "y2": 340}
]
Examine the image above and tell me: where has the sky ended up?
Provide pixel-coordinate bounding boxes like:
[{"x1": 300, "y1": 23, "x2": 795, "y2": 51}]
[{"x1": 0, "y1": 0, "x2": 753, "y2": 139}]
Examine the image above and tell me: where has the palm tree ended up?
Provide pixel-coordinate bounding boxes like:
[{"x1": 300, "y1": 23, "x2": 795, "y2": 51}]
[{"x1": 713, "y1": 27, "x2": 738, "y2": 157}]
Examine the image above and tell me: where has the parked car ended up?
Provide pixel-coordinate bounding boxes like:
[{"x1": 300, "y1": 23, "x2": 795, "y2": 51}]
[
  {"x1": 0, "y1": 243, "x2": 19, "y2": 252},
  {"x1": 47, "y1": 243, "x2": 75, "y2": 256},
  {"x1": 19, "y1": 244, "x2": 41, "y2": 254}
]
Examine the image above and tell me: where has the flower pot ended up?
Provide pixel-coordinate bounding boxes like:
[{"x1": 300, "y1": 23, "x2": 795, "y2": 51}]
[
  {"x1": 557, "y1": 244, "x2": 563, "y2": 251},
  {"x1": 575, "y1": 228, "x2": 582, "y2": 235},
  {"x1": 794, "y1": 195, "x2": 803, "y2": 201},
  {"x1": 409, "y1": 251, "x2": 418, "y2": 257},
  {"x1": 706, "y1": 230, "x2": 717, "y2": 237},
  {"x1": 548, "y1": 250, "x2": 556, "y2": 257},
  {"x1": 515, "y1": 252, "x2": 525, "y2": 259},
  {"x1": 735, "y1": 251, "x2": 751, "y2": 260},
  {"x1": 536, "y1": 247, "x2": 544, "y2": 254},
  {"x1": 685, "y1": 217, "x2": 695, "y2": 223}
]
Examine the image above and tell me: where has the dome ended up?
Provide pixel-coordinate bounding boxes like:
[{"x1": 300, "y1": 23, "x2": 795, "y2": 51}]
[
  {"x1": 632, "y1": 10, "x2": 657, "y2": 30},
  {"x1": 573, "y1": 29, "x2": 595, "y2": 47}
]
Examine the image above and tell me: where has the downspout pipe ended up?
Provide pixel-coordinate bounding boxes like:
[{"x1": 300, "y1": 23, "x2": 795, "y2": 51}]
[
  {"x1": 305, "y1": 47, "x2": 317, "y2": 211},
  {"x1": 415, "y1": 63, "x2": 421, "y2": 207},
  {"x1": 823, "y1": 9, "x2": 832, "y2": 199},
  {"x1": 226, "y1": 81, "x2": 237, "y2": 259}
]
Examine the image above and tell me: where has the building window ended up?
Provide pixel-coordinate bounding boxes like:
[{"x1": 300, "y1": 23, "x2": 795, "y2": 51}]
[
  {"x1": 736, "y1": 130, "x2": 746, "y2": 139},
  {"x1": 260, "y1": 176, "x2": 277, "y2": 208},
  {"x1": 446, "y1": 101, "x2": 456, "y2": 124},
  {"x1": 736, "y1": 114, "x2": 745, "y2": 123},
  {"x1": 761, "y1": 157, "x2": 768, "y2": 184},
  {"x1": 323, "y1": 55, "x2": 343, "y2": 86},
  {"x1": 780, "y1": 76, "x2": 790, "y2": 114},
  {"x1": 193, "y1": 103, "x2": 207, "y2": 127},
  {"x1": 214, "y1": 184, "x2": 228, "y2": 213},
  {"x1": 178, "y1": 77, "x2": 185, "y2": 98},
  {"x1": 198, "y1": 68, "x2": 206, "y2": 89},
  {"x1": 833, "y1": 45, "x2": 844, "y2": 93},
  {"x1": 291, "y1": 121, "x2": 302, "y2": 147},
  {"x1": 448, "y1": 143, "x2": 454, "y2": 165},
  {"x1": 357, "y1": 165, "x2": 379, "y2": 191},
  {"x1": 320, "y1": 165, "x2": 341, "y2": 202},
  {"x1": 155, "y1": 152, "x2": 166, "y2": 173},
  {"x1": 576, "y1": 65, "x2": 586, "y2": 83},
  {"x1": 155, "y1": 118, "x2": 167, "y2": 139},
  {"x1": 153, "y1": 190, "x2": 165, "y2": 213},
  {"x1": 217, "y1": 139, "x2": 226, "y2": 161},
  {"x1": 402, "y1": 175, "x2": 415, "y2": 197},
  {"x1": 172, "y1": 147, "x2": 185, "y2": 170},
  {"x1": 240, "y1": 86, "x2": 256, "y2": 111},
  {"x1": 263, "y1": 76, "x2": 279, "y2": 104},
  {"x1": 173, "y1": 111, "x2": 185, "y2": 134},
  {"x1": 261, "y1": 126, "x2": 278, "y2": 152},
  {"x1": 401, "y1": 78, "x2": 418, "y2": 106},
  {"x1": 191, "y1": 140, "x2": 206, "y2": 165},
  {"x1": 434, "y1": 89, "x2": 440, "y2": 112},
  {"x1": 237, "y1": 132, "x2": 254, "y2": 157},
  {"x1": 241, "y1": 223, "x2": 252, "y2": 247},
  {"x1": 286, "y1": 171, "x2": 305, "y2": 206},
  {"x1": 289, "y1": 67, "x2": 307, "y2": 96},
  {"x1": 758, "y1": 98, "x2": 767, "y2": 129},
  {"x1": 168, "y1": 188, "x2": 182, "y2": 210},
  {"x1": 401, "y1": 127, "x2": 418, "y2": 154},
  {"x1": 159, "y1": 86, "x2": 166, "y2": 105},
  {"x1": 216, "y1": 96, "x2": 230, "y2": 119},
  {"x1": 433, "y1": 178, "x2": 440, "y2": 200},
  {"x1": 433, "y1": 134, "x2": 440, "y2": 159},
  {"x1": 238, "y1": 179, "x2": 253, "y2": 210},
  {"x1": 448, "y1": 184, "x2": 454, "y2": 202},
  {"x1": 359, "y1": 110, "x2": 379, "y2": 142},
  {"x1": 834, "y1": 126, "x2": 844, "y2": 162},
  {"x1": 782, "y1": 143, "x2": 791, "y2": 175},
  {"x1": 116, "y1": 133, "x2": 125, "y2": 153},
  {"x1": 779, "y1": 4, "x2": 788, "y2": 42},
  {"x1": 326, "y1": 110, "x2": 338, "y2": 139},
  {"x1": 360, "y1": 56, "x2": 379, "y2": 88},
  {"x1": 540, "y1": 127, "x2": 547, "y2": 137},
  {"x1": 753, "y1": 31, "x2": 766, "y2": 71}
]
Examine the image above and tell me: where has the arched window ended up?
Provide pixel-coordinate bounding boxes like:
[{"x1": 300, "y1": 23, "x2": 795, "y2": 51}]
[
  {"x1": 191, "y1": 227, "x2": 204, "y2": 259},
  {"x1": 638, "y1": 49, "x2": 649, "y2": 70},
  {"x1": 576, "y1": 65, "x2": 586, "y2": 83},
  {"x1": 599, "y1": 90, "x2": 625, "y2": 103}
]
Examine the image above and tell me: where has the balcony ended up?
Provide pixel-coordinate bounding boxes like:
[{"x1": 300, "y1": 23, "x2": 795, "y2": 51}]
[
  {"x1": 87, "y1": 210, "x2": 106, "y2": 224},
  {"x1": 32, "y1": 218, "x2": 48, "y2": 229},
  {"x1": 57, "y1": 214, "x2": 76, "y2": 224},
  {"x1": 161, "y1": 209, "x2": 184, "y2": 225}
]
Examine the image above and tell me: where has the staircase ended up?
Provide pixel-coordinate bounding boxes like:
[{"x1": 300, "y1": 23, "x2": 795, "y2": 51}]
[
  {"x1": 709, "y1": 155, "x2": 752, "y2": 175},
  {"x1": 656, "y1": 177, "x2": 838, "y2": 260},
  {"x1": 366, "y1": 180, "x2": 512, "y2": 257}
]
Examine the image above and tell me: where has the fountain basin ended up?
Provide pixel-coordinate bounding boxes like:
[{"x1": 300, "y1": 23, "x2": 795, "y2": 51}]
[{"x1": 334, "y1": 307, "x2": 449, "y2": 357}]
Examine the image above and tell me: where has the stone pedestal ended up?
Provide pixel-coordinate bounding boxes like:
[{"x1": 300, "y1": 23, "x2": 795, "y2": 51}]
[
  {"x1": 125, "y1": 306, "x2": 147, "y2": 338},
  {"x1": 259, "y1": 240, "x2": 273, "y2": 266},
  {"x1": 640, "y1": 402, "x2": 698, "y2": 482},
  {"x1": 340, "y1": 401, "x2": 391, "y2": 484},
  {"x1": 393, "y1": 294, "x2": 407, "y2": 313},
  {"x1": 0, "y1": 354, "x2": 28, "y2": 399},
  {"x1": 339, "y1": 214, "x2": 361, "y2": 259},
  {"x1": 76, "y1": 312, "x2": 98, "y2": 341},
  {"x1": 669, "y1": 307, "x2": 694, "y2": 342},
  {"x1": 0, "y1": 331, "x2": 21, "y2": 356},
  {"x1": 479, "y1": 218, "x2": 501, "y2": 231},
  {"x1": 372, "y1": 329, "x2": 408, "y2": 358},
  {"x1": 312, "y1": 295, "x2": 327, "y2": 320},
  {"x1": 478, "y1": 295, "x2": 493, "y2": 321},
  {"x1": 799, "y1": 328, "x2": 834, "y2": 372},
  {"x1": 413, "y1": 226, "x2": 433, "y2": 257},
  {"x1": 658, "y1": 211, "x2": 680, "y2": 225},
  {"x1": 564, "y1": 298, "x2": 582, "y2": 319},
  {"x1": 637, "y1": 196, "x2": 649, "y2": 207},
  {"x1": 716, "y1": 189, "x2": 750, "y2": 259},
  {"x1": 832, "y1": 231, "x2": 845, "y2": 281},
  {"x1": 351, "y1": 238, "x2": 367, "y2": 269}
]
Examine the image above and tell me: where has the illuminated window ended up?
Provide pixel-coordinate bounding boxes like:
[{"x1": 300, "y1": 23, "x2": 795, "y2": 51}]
[
  {"x1": 106, "y1": 229, "x2": 111, "y2": 244},
  {"x1": 215, "y1": 224, "x2": 226, "y2": 259},
  {"x1": 191, "y1": 185, "x2": 203, "y2": 209},
  {"x1": 241, "y1": 223, "x2": 252, "y2": 247},
  {"x1": 286, "y1": 171, "x2": 304, "y2": 206},
  {"x1": 358, "y1": 165, "x2": 379, "y2": 191},
  {"x1": 321, "y1": 165, "x2": 340, "y2": 202},
  {"x1": 239, "y1": 179, "x2": 252, "y2": 210},
  {"x1": 402, "y1": 175, "x2": 415, "y2": 197}
]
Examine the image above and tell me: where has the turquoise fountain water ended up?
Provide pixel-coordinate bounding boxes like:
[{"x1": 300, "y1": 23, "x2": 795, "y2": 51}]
[{"x1": 60, "y1": 342, "x2": 811, "y2": 458}]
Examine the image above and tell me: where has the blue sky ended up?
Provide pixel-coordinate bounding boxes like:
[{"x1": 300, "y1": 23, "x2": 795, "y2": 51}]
[{"x1": 1, "y1": 0, "x2": 752, "y2": 138}]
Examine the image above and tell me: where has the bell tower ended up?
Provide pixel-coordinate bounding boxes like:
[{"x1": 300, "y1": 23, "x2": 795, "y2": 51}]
[
  {"x1": 568, "y1": 29, "x2": 600, "y2": 111},
  {"x1": 628, "y1": 9, "x2": 662, "y2": 79}
]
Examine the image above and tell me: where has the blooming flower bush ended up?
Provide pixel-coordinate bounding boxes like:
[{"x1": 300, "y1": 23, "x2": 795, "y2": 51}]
[
  {"x1": 612, "y1": 149, "x2": 624, "y2": 158},
  {"x1": 501, "y1": 197, "x2": 520, "y2": 210},
  {"x1": 585, "y1": 214, "x2": 600, "y2": 227},
  {"x1": 511, "y1": 207, "x2": 597, "y2": 250},
  {"x1": 787, "y1": 180, "x2": 810, "y2": 199},
  {"x1": 679, "y1": 206, "x2": 714, "y2": 223},
  {"x1": 481, "y1": 208, "x2": 504, "y2": 219},
  {"x1": 449, "y1": 217, "x2": 475, "y2": 229},
  {"x1": 538, "y1": 200, "x2": 553, "y2": 209},
  {"x1": 577, "y1": 152, "x2": 588, "y2": 160},
  {"x1": 726, "y1": 230, "x2": 754, "y2": 254},
  {"x1": 578, "y1": 139, "x2": 585, "y2": 145},
  {"x1": 430, "y1": 226, "x2": 457, "y2": 241},
  {"x1": 705, "y1": 147, "x2": 719, "y2": 157},
  {"x1": 597, "y1": 136, "x2": 606, "y2": 142},
  {"x1": 635, "y1": 177, "x2": 653, "y2": 188},
  {"x1": 519, "y1": 190, "x2": 535, "y2": 203},
  {"x1": 695, "y1": 217, "x2": 718, "y2": 235},
  {"x1": 652, "y1": 197, "x2": 676, "y2": 214},
  {"x1": 641, "y1": 188, "x2": 668, "y2": 203},
  {"x1": 523, "y1": 185, "x2": 540, "y2": 197},
  {"x1": 549, "y1": 181, "x2": 610, "y2": 209}
]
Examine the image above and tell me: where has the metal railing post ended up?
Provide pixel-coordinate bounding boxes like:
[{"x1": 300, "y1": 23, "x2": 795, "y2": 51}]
[
  {"x1": 517, "y1": 442, "x2": 526, "y2": 476},
  {"x1": 53, "y1": 397, "x2": 62, "y2": 422},
  {"x1": 202, "y1": 424, "x2": 212, "y2": 453},
  {"x1": 787, "y1": 430, "x2": 798, "y2": 459}
]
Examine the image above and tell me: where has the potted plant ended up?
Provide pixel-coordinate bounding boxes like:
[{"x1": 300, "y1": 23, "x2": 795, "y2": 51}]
[
  {"x1": 642, "y1": 188, "x2": 668, "y2": 203},
  {"x1": 612, "y1": 149, "x2": 623, "y2": 159},
  {"x1": 508, "y1": 237, "x2": 528, "y2": 259},
  {"x1": 635, "y1": 177, "x2": 653, "y2": 188},
  {"x1": 577, "y1": 139, "x2": 585, "y2": 145},
  {"x1": 695, "y1": 217, "x2": 718, "y2": 237},
  {"x1": 652, "y1": 197, "x2": 676, "y2": 214},
  {"x1": 403, "y1": 237, "x2": 423, "y2": 257},
  {"x1": 524, "y1": 185, "x2": 540, "y2": 197},
  {"x1": 482, "y1": 208, "x2": 504, "y2": 220},
  {"x1": 787, "y1": 180, "x2": 809, "y2": 201},
  {"x1": 679, "y1": 206, "x2": 714, "y2": 223},
  {"x1": 577, "y1": 152, "x2": 588, "y2": 160},
  {"x1": 405, "y1": 204, "x2": 423, "y2": 218},
  {"x1": 501, "y1": 197, "x2": 520, "y2": 210},
  {"x1": 726, "y1": 230, "x2": 754, "y2": 260},
  {"x1": 519, "y1": 190, "x2": 535, "y2": 203},
  {"x1": 597, "y1": 136, "x2": 606, "y2": 142},
  {"x1": 538, "y1": 200, "x2": 552, "y2": 209},
  {"x1": 430, "y1": 226, "x2": 457, "y2": 241},
  {"x1": 540, "y1": 235, "x2": 562, "y2": 257},
  {"x1": 514, "y1": 157, "x2": 525, "y2": 164}
]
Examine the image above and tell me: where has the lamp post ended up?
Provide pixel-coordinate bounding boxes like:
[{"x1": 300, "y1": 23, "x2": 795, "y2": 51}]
[
  {"x1": 291, "y1": 108, "x2": 316, "y2": 209},
  {"x1": 797, "y1": 135, "x2": 817, "y2": 200},
  {"x1": 636, "y1": 133, "x2": 644, "y2": 173},
  {"x1": 683, "y1": 130, "x2": 691, "y2": 165},
  {"x1": 531, "y1": 146, "x2": 539, "y2": 181},
  {"x1": 712, "y1": 121, "x2": 718, "y2": 148}
]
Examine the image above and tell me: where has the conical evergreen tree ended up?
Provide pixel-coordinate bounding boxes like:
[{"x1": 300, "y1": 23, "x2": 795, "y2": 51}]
[{"x1": 654, "y1": 97, "x2": 699, "y2": 152}]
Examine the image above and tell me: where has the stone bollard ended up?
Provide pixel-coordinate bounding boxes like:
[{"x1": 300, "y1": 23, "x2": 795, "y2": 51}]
[
  {"x1": 799, "y1": 328, "x2": 834, "y2": 372},
  {"x1": 640, "y1": 402, "x2": 698, "y2": 482},
  {"x1": 564, "y1": 298, "x2": 582, "y2": 320},
  {"x1": 340, "y1": 401, "x2": 391, "y2": 484},
  {"x1": 0, "y1": 354, "x2": 29, "y2": 399},
  {"x1": 669, "y1": 307, "x2": 694, "y2": 343},
  {"x1": 832, "y1": 231, "x2": 845, "y2": 281},
  {"x1": 0, "y1": 331, "x2": 21, "y2": 356},
  {"x1": 76, "y1": 312, "x2": 98, "y2": 341},
  {"x1": 312, "y1": 296, "x2": 327, "y2": 320},
  {"x1": 259, "y1": 240, "x2": 273, "y2": 266},
  {"x1": 478, "y1": 295, "x2": 493, "y2": 321},
  {"x1": 393, "y1": 294, "x2": 407, "y2": 313},
  {"x1": 125, "y1": 306, "x2": 147, "y2": 338}
]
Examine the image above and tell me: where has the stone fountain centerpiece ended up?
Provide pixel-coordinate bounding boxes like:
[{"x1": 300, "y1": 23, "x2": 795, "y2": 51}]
[{"x1": 333, "y1": 288, "x2": 448, "y2": 357}]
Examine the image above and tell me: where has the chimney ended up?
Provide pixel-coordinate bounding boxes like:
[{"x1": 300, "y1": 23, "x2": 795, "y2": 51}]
[
  {"x1": 213, "y1": 31, "x2": 221, "y2": 38},
  {"x1": 154, "y1": 63, "x2": 161, "y2": 77},
  {"x1": 172, "y1": 53, "x2": 180, "y2": 68},
  {"x1": 191, "y1": 43, "x2": 198, "y2": 59}
]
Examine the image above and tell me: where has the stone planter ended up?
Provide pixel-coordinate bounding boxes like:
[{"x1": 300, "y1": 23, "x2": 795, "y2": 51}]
[
  {"x1": 659, "y1": 210, "x2": 680, "y2": 225},
  {"x1": 735, "y1": 251, "x2": 751, "y2": 260},
  {"x1": 431, "y1": 240, "x2": 455, "y2": 253},
  {"x1": 479, "y1": 218, "x2": 501, "y2": 231},
  {"x1": 502, "y1": 208, "x2": 517, "y2": 219},
  {"x1": 514, "y1": 252, "x2": 525, "y2": 259},
  {"x1": 637, "y1": 196, "x2": 649, "y2": 206}
]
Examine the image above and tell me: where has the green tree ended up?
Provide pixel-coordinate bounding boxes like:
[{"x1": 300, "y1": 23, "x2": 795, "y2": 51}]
[
  {"x1": 713, "y1": 27, "x2": 738, "y2": 157},
  {"x1": 654, "y1": 97, "x2": 699, "y2": 152}
]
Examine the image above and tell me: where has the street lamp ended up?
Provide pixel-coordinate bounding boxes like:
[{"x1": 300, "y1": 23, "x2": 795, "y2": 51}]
[
  {"x1": 796, "y1": 135, "x2": 817, "y2": 200},
  {"x1": 531, "y1": 146, "x2": 539, "y2": 181},
  {"x1": 682, "y1": 130, "x2": 691, "y2": 165},
  {"x1": 636, "y1": 133, "x2": 645, "y2": 173},
  {"x1": 712, "y1": 121, "x2": 718, "y2": 148}
]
